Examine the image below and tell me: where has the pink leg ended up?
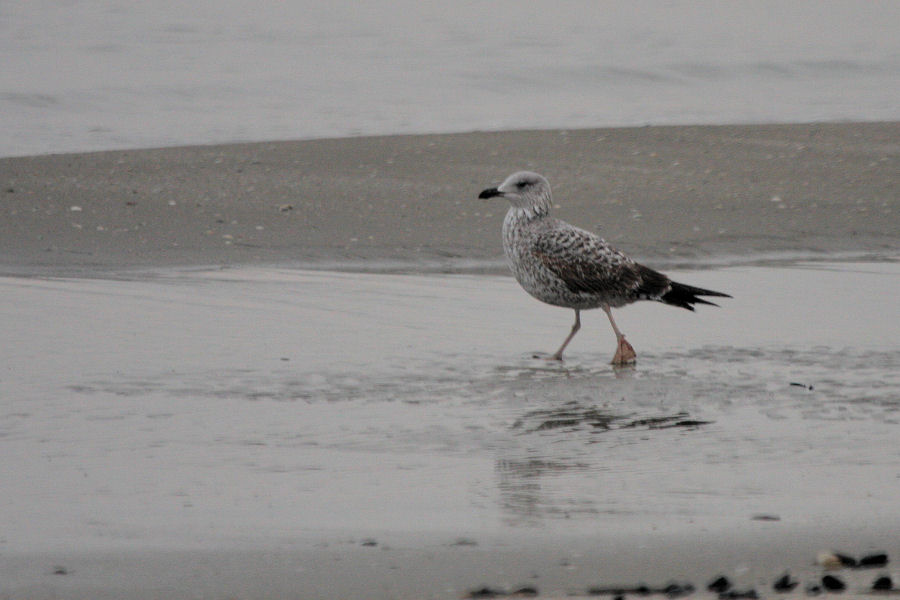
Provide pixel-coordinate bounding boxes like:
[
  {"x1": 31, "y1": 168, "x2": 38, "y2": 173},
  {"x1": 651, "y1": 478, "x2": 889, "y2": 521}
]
[
  {"x1": 602, "y1": 304, "x2": 636, "y2": 365},
  {"x1": 550, "y1": 309, "x2": 581, "y2": 361}
]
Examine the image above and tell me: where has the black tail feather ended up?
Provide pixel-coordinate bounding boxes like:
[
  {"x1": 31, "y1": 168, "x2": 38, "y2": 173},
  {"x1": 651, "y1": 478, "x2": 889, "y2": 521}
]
[{"x1": 661, "y1": 281, "x2": 731, "y2": 311}]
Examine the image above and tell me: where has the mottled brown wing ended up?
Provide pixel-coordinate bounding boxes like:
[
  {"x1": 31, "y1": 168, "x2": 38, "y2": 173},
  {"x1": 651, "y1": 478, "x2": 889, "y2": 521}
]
[{"x1": 532, "y1": 227, "x2": 670, "y2": 301}]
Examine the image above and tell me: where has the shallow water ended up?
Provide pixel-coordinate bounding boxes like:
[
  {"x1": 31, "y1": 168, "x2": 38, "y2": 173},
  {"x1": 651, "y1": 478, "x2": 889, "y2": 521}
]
[
  {"x1": 4, "y1": 1, "x2": 900, "y2": 156},
  {"x1": 2, "y1": 260, "x2": 899, "y2": 559}
]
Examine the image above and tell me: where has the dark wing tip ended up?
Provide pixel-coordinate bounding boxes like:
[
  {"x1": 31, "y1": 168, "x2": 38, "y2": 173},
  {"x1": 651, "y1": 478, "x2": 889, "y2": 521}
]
[{"x1": 662, "y1": 281, "x2": 730, "y2": 310}]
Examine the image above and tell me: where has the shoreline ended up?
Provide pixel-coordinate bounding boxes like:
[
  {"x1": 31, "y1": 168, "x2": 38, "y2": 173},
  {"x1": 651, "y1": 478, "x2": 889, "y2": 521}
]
[
  {"x1": 3, "y1": 523, "x2": 898, "y2": 599},
  {"x1": 2, "y1": 122, "x2": 898, "y2": 276}
]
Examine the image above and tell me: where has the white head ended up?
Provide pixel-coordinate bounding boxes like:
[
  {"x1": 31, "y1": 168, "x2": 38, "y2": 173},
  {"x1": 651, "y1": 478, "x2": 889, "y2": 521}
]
[{"x1": 478, "y1": 171, "x2": 552, "y2": 213}]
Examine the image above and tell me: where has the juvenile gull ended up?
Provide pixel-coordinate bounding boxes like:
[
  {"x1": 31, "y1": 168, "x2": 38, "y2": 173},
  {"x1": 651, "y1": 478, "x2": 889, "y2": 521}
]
[{"x1": 478, "y1": 171, "x2": 730, "y2": 365}]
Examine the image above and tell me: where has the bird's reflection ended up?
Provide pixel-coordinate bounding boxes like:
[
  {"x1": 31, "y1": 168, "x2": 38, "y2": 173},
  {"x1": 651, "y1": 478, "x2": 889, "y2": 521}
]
[{"x1": 495, "y1": 402, "x2": 710, "y2": 525}]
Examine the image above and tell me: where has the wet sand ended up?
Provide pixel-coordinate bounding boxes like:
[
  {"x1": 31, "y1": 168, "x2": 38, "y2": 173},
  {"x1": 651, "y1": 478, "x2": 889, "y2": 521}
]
[
  {"x1": 1, "y1": 124, "x2": 900, "y2": 599},
  {"x1": 2, "y1": 263, "x2": 900, "y2": 599},
  {"x1": 1, "y1": 122, "x2": 899, "y2": 274}
]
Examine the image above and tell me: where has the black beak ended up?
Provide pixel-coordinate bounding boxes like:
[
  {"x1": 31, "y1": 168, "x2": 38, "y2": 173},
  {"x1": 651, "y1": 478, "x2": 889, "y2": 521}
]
[{"x1": 478, "y1": 187, "x2": 502, "y2": 199}]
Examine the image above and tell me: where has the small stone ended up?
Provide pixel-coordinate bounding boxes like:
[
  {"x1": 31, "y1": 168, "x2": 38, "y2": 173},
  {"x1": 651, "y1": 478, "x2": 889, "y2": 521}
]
[
  {"x1": 360, "y1": 538, "x2": 378, "y2": 547},
  {"x1": 662, "y1": 582, "x2": 695, "y2": 597},
  {"x1": 69, "y1": 205, "x2": 82, "y2": 212},
  {"x1": 821, "y1": 575, "x2": 845, "y2": 591},
  {"x1": 278, "y1": 203, "x2": 293, "y2": 212},
  {"x1": 773, "y1": 573, "x2": 798, "y2": 592},
  {"x1": 835, "y1": 553, "x2": 857, "y2": 567},
  {"x1": 468, "y1": 586, "x2": 505, "y2": 598},
  {"x1": 451, "y1": 537, "x2": 479, "y2": 547},
  {"x1": 872, "y1": 576, "x2": 893, "y2": 591},
  {"x1": 817, "y1": 551, "x2": 846, "y2": 569},
  {"x1": 708, "y1": 576, "x2": 732, "y2": 593},
  {"x1": 858, "y1": 553, "x2": 889, "y2": 568},
  {"x1": 52, "y1": 565, "x2": 68, "y2": 575},
  {"x1": 511, "y1": 586, "x2": 538, "y2": 597},
  {"x1": 806, "y1": 583, "x2": 822, "y2": 596},
  {"x1": 719, "y1": 590, "x2": 758, "y2": 600}
]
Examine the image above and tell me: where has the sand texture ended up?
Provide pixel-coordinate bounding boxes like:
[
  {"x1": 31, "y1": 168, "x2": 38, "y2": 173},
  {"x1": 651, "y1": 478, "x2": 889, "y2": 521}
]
[{"x1": 2, "y1": 122, "x2": 898, "y2": 274}]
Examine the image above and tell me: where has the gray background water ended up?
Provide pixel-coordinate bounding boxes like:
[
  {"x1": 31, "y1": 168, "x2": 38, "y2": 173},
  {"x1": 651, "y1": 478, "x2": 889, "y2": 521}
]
[{"x1": 3, "y1": 0, "x2": 900, "y2": 157}]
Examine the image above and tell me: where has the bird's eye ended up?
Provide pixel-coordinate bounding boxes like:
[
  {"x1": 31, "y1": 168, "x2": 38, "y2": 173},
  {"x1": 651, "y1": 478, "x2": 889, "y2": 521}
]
[{"x1": 516, "y1": 181, "x2": 528, "y2": 189}]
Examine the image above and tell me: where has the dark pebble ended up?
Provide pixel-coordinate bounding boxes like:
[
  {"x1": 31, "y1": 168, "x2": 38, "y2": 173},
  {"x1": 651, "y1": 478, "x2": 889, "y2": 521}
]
[
  {"x1": 52, "y1": 565, "x2": 68, "y2": 575},
  {"x1": 587, "y1": 585, "x2": 647, "y2": 596},
  {"x1": 806, "y1": 584, "x2": 822, "y2": 596},
  {"x1": 859, "y1": 553, "x2": 889, "y2": 568},
  {"x1": 511, "y1": 586, "x2": 539, "y2": 597},
  {"x1": 708, "y1": 576, "x2": 732, "y2": 593},
  {"x1": 662, "y1": 582, "x2": 695, "y2": 597},
  {"x1": 872, "y1": 576, "x2": 893, "y2": 591},
  {"x1": 719, "y1": 590, "x2": 758, "y2": 600},
  {"x1": 360, "y1": 538, "x2": 378, "y2": 547},
  {"x1": 587, "y1": 587, "x2": 619, "y2": 596},
  {"x1": 835, "y1": 553, "x2": 857, "y2": 567},
  {"x1": 468, "y1": 586, "x2": 506, "y2": 598},
  {"x1": 773, "y1": 573, "x2": 799, "y2": 592},
  {"x1": 822, "y1": 575, "x2": 846, "y2": 591},
  {"x1": 635, "y1": 585, "x2": 653, "y2": 595}
]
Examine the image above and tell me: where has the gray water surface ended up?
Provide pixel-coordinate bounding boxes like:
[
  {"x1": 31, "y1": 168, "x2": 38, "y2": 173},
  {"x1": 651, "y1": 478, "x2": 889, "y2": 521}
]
[{"x1": 4, "y1": 1, "x2": 900, "y2": 156}]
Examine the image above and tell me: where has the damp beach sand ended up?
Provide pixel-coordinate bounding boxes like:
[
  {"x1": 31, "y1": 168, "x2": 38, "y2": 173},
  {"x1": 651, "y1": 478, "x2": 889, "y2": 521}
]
[
  {"x1": 2, "y1": 122, "x2": 899, "y2": 273},
  {"x1": 1, "y1": 123, "x2": 900, "y2": 599}
]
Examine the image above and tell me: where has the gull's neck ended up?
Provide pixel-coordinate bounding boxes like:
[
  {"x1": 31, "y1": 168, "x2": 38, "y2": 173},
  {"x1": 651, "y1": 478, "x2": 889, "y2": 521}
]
[{"x1": 505, "y1": 200, "x2": 551, "y2": 224}]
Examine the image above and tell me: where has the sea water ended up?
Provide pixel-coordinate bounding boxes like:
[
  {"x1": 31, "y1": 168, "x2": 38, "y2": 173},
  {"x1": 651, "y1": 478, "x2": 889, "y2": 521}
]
[{"x1": 3, "y1": 0, "x2": 900, "y2": 157}]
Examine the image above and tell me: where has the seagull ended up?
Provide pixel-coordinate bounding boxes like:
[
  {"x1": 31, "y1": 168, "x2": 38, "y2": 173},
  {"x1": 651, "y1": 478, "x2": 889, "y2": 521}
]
[{"x1": 478, "y1": 171, "x2": 730, "y2": 365}]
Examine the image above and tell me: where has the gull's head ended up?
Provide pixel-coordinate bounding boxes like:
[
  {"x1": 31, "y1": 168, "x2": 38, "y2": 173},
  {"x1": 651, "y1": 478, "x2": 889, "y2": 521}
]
[{"x1": 478, "y1": 171, "x2": 552, "y2": 212}]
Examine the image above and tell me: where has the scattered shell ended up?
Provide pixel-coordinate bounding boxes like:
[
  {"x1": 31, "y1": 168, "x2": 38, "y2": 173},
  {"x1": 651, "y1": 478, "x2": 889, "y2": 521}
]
[
  {"x1": 816, "y1": 551, "x2": 845, "y2": 569},
  {"x1": 707, "y1": 576, "x2": 732, "y2": 593},
  {"x1": 821, "y1": 575, "x2": 846, "y2": 591},
  {"x1": 859, "y1": 553, "x2": 889, "y2": 568},
  {"x1": 451, "y1": 537, "x2": 479, "y2": 547},
  {"x1": 873, "y1": 576, "x2": 893, "y2": 591},
  {"x1": 719, "y1": 589, "x2": 758, "y2": 599},
  {"x1": 773, "y1": 573, "x2": 798, "y2": 592},
  {"x1": 468, "y1": 586, "x2": 506, "y2": 598}
]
